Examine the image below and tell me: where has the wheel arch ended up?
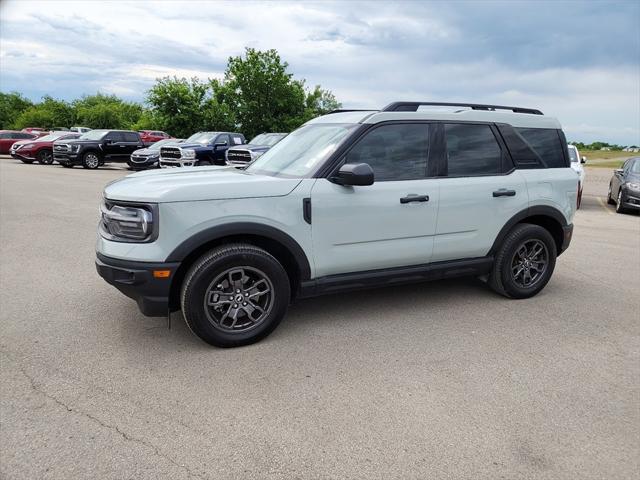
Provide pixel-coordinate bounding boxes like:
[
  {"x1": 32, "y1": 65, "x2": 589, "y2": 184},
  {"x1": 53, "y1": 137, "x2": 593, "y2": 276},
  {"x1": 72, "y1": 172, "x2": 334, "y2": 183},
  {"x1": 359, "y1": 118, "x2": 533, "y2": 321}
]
[
  {"x1": 489, "y1": 206, "x2": 568, "y2": 257},
  {"x1": 166, "y1": 223, "x2": 312, "y2": 309}
]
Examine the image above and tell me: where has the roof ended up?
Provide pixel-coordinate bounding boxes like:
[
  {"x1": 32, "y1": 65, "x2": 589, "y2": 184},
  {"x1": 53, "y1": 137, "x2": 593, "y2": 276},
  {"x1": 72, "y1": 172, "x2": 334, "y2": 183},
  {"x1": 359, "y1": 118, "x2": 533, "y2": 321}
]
[{"x1": 307, "y1": 104, "x2": 561, "y2": 129}]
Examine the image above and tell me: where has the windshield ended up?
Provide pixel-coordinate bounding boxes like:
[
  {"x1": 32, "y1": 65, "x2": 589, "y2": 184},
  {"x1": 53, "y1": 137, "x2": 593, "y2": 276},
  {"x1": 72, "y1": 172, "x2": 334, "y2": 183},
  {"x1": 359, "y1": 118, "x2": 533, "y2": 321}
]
[
  {"x1": 148, "y1": 139, "x2": 178, "y2": 150},
  {"x1": 36, "y1": 132, "x2": 68, "y2": 142},
  {"x1": 246, "y1": 124, "x2": 356, "y2": 178},
  {"x1": 79, "y1": 130, "x2": 108, "y2": 140},
  {"x1": 630, "y1": 158, "x2": 640, "y2": 174},
  {"x1": 186, "y1": 132, "x2": 217, "y2": 145},
  {"x1": 249, "y1": 133, "x2": 286, "y2": 146},
  {"x1": 567, "y1": 146, "x2": 578, "y2": 163}
]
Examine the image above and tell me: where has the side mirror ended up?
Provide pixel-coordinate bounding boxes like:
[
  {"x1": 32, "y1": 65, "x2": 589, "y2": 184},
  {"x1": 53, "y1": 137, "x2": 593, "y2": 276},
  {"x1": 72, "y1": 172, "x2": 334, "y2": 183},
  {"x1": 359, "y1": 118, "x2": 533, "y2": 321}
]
[
  {"x1": 104, "y1": 139, "x2": 113, "y2": 145},
  {"x1": 331, "y1": 163, "x2": 374, "y2": 186},
  {"x1": 214, "y1": 142, "x2": 227, "y2": 149},
  {"x1": 614, "y1": 168, "x2": 624, "y2": 175},
  {"x1": 581, "y1": 156, "x2": 587, "y2": 164}
]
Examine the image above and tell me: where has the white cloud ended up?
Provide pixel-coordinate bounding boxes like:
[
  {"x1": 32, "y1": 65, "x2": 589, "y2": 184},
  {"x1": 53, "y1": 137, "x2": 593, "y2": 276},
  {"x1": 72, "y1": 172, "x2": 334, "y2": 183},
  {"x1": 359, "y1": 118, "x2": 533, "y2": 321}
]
[{"x1": 0, "y1": 0, "x2": 638, "y2": 144}]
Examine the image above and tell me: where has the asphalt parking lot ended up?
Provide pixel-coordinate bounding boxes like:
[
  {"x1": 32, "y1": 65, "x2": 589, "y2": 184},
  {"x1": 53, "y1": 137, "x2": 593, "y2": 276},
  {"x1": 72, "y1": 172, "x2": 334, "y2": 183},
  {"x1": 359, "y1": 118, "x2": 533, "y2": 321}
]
[{"x1": 0, "y1": 158, "x2": 638, "y2": 480}]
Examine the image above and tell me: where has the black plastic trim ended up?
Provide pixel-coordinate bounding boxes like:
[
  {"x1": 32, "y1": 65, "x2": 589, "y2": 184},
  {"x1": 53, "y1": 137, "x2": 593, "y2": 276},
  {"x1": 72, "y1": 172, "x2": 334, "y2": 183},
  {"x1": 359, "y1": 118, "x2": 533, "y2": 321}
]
[
  {"x1": 165, "y1": 222, "x2": 312, "y2": 280},
  {"x1": 488, "y1": 206, "x2": 569, "y2": 256},
  {"x1": 303, "y1": 198, "x2": 312, "y2": 224},
  {"x1": 96, "y1": 253, "x2": 180, "y2": 317},
  {"x1": 382, "y1": 102, "x2": 543, "y2": 115},
  {"x1": 299, "y1": 257, "x2": 494, "y2": 298}
]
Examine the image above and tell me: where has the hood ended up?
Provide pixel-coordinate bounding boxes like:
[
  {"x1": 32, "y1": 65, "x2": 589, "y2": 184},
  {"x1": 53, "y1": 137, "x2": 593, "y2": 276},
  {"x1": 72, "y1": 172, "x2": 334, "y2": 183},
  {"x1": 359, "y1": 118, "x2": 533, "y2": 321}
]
[
  {"x1": 132, "y1": 147, "x2": 158, "y2": 156},
  {"x1": 229, "y1": 144, "x2": 269, "y2": 152},
  {"x1": 104, "y1": 166, "x2": 302, "y2": 203},
  {"x1": 170, "y1": 142, "x2": 209, "y2": 150}
]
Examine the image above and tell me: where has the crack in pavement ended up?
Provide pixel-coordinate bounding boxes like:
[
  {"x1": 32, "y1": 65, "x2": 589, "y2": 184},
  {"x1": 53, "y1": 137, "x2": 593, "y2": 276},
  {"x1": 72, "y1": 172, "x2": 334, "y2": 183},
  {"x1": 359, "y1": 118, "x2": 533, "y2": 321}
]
[{"x1": 10, "y1": 360, "x2": 208, "y2": 480}]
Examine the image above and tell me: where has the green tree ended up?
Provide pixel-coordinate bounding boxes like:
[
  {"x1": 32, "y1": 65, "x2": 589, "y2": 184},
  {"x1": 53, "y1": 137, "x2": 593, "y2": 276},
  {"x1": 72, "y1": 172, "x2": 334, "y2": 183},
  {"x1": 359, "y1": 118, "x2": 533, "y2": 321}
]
[
  {"x1": 212, "y1": 48, "x2": 313, "y2": 139},
  {"x1": 304, "y1": 85, "x2": 341, "y2": 117},
  {"x1": 73, "y1": 94, "x2": 143, "y2": 129},
  {"x1": 0, "y1": 92, "x2": 33, "y2": 129},
  {"x1": 14, "y1": 96, "x2": 74, "y2": 129},
  {"x1": 145, "y1": 77, "x2": 209, "y2": 137}
]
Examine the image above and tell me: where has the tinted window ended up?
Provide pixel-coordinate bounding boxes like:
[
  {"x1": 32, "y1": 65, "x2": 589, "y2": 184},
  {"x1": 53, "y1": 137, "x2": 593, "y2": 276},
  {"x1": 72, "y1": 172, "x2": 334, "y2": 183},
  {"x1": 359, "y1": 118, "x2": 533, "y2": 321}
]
[
  {"x1": 444, "y1": 124, "x2": 501, "y2": 176},
  {"x1": 105, "y1": 132, "x2": 123, "y2": 142},
  {"x1": 123, "y1": 132, "x2": 139, "y2": 142},
  {"x1": 17, "y1": 133, "x2": 34, "y2": 139},
  {"x1": 516, "y1": 128, "x2": 567, "y2": 168},
  {"x1": 345, "y1": 124, "x2": 429, "y2": 181},
  {"x1": 216, "y1": 135, "x2": 229, "y2": 145},
  {"x1": 0, "y1": 133, "x2": 10, "y2": 139}
]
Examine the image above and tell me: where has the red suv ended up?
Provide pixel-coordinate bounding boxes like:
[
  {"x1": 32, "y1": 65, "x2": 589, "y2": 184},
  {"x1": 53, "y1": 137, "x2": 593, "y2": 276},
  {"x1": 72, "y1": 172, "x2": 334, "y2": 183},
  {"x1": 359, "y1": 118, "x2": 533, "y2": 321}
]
[
  {"x1": 10, "y1": 131, "x2": 81, "y2": 164},
  {"x1": 21, "y1": 127, "x2": 47, "y2": 135},
  {"x1": 139, "y1": 130, "x2": 172, "y2": 145},
  {"x1": 0, "y1": 130, "x2": 39, "y2": 154}
]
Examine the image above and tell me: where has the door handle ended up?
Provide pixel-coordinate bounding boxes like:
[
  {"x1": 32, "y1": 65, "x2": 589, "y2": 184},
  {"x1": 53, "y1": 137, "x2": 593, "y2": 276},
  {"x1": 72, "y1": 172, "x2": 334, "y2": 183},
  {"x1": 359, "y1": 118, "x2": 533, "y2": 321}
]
[
  {"x1": 400, "y1": 194, "x2": 429, "y2": 204},
  {"x1": 493, "y1": 189, "x2": 516, "y2": 197}
]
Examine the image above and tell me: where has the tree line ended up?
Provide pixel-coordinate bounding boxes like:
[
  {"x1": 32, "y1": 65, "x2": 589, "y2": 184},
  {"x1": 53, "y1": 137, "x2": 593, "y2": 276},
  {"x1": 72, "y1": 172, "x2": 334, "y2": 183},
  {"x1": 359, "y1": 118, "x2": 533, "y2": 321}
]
[{"x1": 0, "y1": 48, "x2": 341, "y2": 140}]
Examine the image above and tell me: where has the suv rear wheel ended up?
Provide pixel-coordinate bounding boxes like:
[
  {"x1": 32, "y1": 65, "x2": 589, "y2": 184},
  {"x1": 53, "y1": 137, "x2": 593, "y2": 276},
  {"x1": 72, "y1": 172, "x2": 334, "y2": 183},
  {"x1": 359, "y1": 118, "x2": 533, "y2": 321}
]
[
  {"x1": 82, "y1": 151, "x2": 100, "y2": 169},
  {"x1": 489, "y1": 223, "x2": 557, "y2": 299},
  {"x1": 180, "y1": 243, "x2": 291, "y2": 347}
]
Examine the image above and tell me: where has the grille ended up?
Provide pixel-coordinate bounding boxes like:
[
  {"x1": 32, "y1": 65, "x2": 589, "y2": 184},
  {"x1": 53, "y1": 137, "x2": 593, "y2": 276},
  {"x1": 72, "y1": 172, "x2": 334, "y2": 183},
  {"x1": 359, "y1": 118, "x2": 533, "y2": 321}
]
[
  {"x1": 160, "y1": 147, "x2": 182, "y2": 160},
  {"x1": 226, "y1": 149, "x2": 252, "y2": 164},
  {"x1": 131, "y1": 154, "x2": 149, "y2": 163},
  {"x1": 54, "y1": 144, "x2": 69, "y2": 152}
]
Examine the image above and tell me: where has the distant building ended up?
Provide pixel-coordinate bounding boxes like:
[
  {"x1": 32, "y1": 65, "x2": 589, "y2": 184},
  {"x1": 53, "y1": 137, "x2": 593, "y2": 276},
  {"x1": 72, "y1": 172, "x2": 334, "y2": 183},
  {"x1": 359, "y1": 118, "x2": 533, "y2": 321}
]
[
  {"x1": 623, "y1": 147, "x2": 639, "y2": 152},
  {"x1": 600, "y1": 147, "x2": 611, "y2": 151}
]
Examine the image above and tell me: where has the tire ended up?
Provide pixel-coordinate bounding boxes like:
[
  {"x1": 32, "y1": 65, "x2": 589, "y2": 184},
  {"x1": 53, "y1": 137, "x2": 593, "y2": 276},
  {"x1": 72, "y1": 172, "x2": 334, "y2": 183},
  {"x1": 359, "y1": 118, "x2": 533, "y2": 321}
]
[
  {"x1": 607, "y1": 184, "x2": 615, "y2": 205},
  {"x1": 37, "y1": 149, "x2": 53, "y2": 165},
  {"x1": 180, "y1": 243, "x2": 291, "y2": 347},
  {"x1": 489, "y1": 223, "x2": 557, "y2": 299},
  {"x1": 615, "y1": 190, "x2": 627, "y2": 214},
  {"x1": 82, "y1": 151, "x2": 100, "y2": 169}
]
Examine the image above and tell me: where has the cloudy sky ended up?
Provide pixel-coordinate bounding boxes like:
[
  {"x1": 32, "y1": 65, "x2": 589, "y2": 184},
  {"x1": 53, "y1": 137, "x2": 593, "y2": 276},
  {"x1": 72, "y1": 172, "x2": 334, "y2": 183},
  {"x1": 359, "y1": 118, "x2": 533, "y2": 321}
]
[{"x1": 1, "y1": 0, "x2": 638, "y2": 144}]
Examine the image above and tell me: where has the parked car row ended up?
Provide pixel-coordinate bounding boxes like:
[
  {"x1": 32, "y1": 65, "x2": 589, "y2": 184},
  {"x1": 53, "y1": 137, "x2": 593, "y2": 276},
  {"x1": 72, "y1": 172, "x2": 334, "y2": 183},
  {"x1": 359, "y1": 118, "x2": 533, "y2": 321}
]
[{"x1": 5, "y1": 126, "x2": 288, "y2": 171}]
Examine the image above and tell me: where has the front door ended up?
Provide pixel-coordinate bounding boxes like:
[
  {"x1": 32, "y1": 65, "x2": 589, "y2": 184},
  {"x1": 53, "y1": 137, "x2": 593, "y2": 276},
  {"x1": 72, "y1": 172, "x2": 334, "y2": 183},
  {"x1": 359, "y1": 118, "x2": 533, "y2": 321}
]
[
  {"x1": 432, "y1": 123, "x2": 529, "y2": 262},
  {"x1": 310, "y1": 123, "x2": 439, "y2": 277}
]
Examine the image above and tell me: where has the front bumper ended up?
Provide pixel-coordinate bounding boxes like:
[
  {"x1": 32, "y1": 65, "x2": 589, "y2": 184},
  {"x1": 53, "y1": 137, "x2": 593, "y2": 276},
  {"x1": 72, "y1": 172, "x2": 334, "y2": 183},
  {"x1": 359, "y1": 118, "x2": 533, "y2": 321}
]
[
  {"x1": 128, "y1": 156, "x2": 159, "y2": 170},
  {"x1": 159, "y1": 158, "x2": 197, "y2": 167},
  {"x1": 10, "y1": 150, "x2": 36, "y2": 161},
  {"x1": 54, "y1": 153, "x2": 80, "y2": 165},
  {"x1": 621, "y1": 190, "x2": 640, "y2": 209},
  {"x1": 96, "y1": 253, "x2": 180, "y2": 317}
]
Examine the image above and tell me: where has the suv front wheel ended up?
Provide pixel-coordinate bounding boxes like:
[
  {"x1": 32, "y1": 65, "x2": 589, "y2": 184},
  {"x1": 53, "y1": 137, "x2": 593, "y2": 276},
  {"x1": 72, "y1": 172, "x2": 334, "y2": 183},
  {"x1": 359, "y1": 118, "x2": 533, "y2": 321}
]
[
  {"x1": 489, "y1": 223, "x2": 557, "y2": 299},
  {"x1": 82, "y1": 151, "x2": 101, "y2": 169},
  {"x1": 180, "y1": 243, "x2": 291, "y2": 347}
]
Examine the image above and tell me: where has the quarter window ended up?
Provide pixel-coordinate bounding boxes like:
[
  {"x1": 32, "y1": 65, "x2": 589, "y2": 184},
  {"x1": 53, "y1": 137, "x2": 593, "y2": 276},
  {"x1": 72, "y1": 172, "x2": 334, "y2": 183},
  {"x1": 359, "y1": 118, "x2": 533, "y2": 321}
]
[
  {"x1": 516, "y1": 128, "x2": 567, "y2": 168},
  {"x1": 444, "y1": 124, "x2": 501, "y2": 176},
  {"x1": 344, "y1": 124, "x2": 429, "y2": 181}
]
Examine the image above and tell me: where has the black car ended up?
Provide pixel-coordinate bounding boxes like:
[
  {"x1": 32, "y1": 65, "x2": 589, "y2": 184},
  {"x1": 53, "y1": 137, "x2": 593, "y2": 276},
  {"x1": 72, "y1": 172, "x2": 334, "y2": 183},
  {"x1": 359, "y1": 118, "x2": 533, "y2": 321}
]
[
  {"x1": 607, "y1": 157, "x2": 640, "y2": 214},
  {"x1": 159, "y1": 131, "x2": 246, "y2": 167},
  {"x1": 127, "y1": 138, "x2": 184, "y2": 170},
  {"x1": 54, "y1": 129, "x2": 144, "y2": 169},
  {"x1": 225, "y1": 132, "x2": 287, "y2": 168}
]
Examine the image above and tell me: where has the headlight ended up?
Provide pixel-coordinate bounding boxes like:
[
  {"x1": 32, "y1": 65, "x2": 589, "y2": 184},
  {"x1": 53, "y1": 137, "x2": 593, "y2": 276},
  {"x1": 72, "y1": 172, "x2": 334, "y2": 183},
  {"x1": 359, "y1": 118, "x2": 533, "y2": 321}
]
[
  {"x1": 182, "y1": 149, "x2": 196, "y2": 159},
  {"x1": 250, "y1": 151, "x2": 265, "y2": 160},
  {"x1": 20, "y1": 143, "x2": 35, "y2": 149},
  {"x1": 100, "y1": 200, "x2": 157, "y2": 242},
  {"x1": 625, "y1": 182, "x2": 640, "y2": 191}
]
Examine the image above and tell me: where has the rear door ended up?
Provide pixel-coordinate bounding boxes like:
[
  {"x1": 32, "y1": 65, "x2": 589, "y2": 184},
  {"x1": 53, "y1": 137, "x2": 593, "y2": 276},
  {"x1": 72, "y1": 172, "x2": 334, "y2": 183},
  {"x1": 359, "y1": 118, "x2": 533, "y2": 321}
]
[
  {"x1": 310, "y1": 122, "x2": 439, "y2": 277},
  {"x1": 121, "y1": 132, "x2": 143, "y2": 158},
  {"x1": 432, "y1": 123, "x2": 528, "y2": 262}
]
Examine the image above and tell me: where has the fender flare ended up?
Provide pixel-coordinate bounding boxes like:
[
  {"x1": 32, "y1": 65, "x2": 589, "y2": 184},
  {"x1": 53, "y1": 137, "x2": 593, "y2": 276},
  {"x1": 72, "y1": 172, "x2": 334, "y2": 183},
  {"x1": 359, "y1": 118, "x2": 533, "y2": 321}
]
[
  {"x1": 165, "y1": 222, "x2": 311, "y2": 280},
  {"x1": 489, "y1": 206, "x2": 568, "y2": 255}
]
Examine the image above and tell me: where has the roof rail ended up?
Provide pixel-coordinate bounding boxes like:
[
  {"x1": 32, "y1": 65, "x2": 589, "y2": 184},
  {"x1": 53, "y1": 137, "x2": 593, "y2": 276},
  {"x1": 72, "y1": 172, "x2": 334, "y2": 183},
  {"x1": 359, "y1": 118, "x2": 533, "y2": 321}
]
[
  {"x1": 327, "y1": 109, "x2": 378, "y2": 114},
  {"x1": 381, "y1": 102, "x2": 543, "y2": 115}
]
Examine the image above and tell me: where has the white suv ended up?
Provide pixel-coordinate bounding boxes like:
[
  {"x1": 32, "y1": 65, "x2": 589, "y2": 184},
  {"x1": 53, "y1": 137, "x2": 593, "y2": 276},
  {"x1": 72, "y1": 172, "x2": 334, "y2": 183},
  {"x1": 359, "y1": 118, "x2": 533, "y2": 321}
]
[{"x1": 96, "y1": 102, "x2": 578, "y2": 347}]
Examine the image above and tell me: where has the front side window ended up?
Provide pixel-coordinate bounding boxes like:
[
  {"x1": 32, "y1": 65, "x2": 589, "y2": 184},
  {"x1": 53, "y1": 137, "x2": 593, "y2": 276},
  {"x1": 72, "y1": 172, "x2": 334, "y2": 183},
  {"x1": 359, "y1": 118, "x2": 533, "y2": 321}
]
[
  {"x1": 344, "y1": 124, "x2": 429, "y2": 181},
  {"x1": 516, "y1": 128, "x2": 566, "y2": 168},
  {"x1": 445, "y1": 124, "x2": 501, "y2": 176},
  {"x1": 246, "y1": 124, "x2": 356, "y2": 178}
]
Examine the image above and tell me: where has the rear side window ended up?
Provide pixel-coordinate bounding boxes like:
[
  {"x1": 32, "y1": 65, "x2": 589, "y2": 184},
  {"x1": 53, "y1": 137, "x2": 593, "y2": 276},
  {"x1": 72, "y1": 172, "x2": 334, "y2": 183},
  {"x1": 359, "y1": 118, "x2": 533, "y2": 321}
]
[
  {"x1": 123, "y1": 132, "x2": 140, "y2": 142},
  {"x1": 516, "y1": 128, "x2": 567, "y2": 168},
  {"x1": 444, "y1": 124, "x2": 501, "y2": 176},
  {"x1": 345, "y1": 124, "x2": 429, "y2": 181}
]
